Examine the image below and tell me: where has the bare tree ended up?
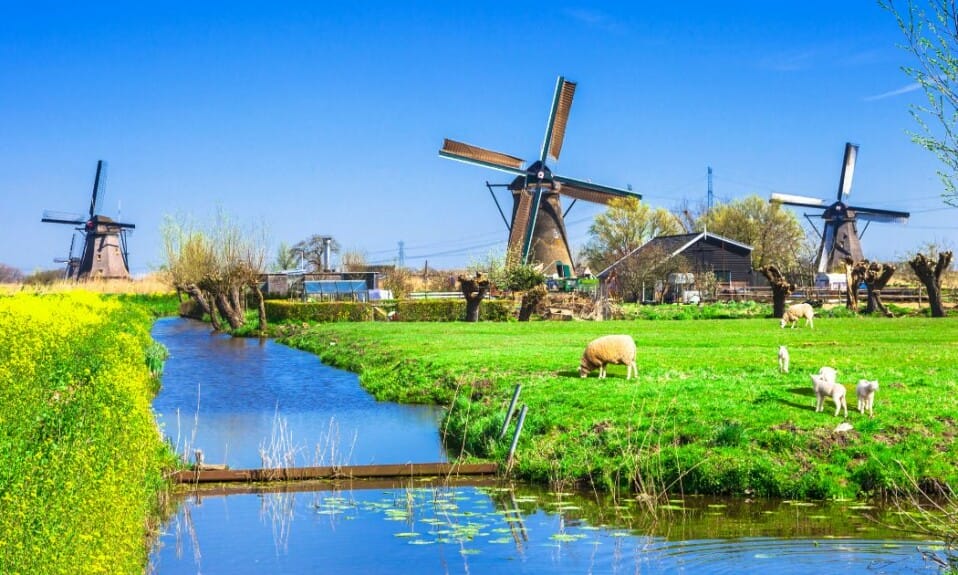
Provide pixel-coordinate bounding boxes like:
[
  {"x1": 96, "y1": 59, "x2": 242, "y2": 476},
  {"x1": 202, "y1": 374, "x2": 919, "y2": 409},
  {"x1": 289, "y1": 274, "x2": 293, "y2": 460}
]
[{"x1": 0, "y1": 263, "x2": 23, "y2": 283}]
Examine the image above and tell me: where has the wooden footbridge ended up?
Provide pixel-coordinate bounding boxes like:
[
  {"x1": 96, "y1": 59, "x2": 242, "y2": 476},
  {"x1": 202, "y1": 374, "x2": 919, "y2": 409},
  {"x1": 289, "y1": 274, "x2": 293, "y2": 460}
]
[{"x1": 172, "y1": 461, "x2": 500, "y2": 487}]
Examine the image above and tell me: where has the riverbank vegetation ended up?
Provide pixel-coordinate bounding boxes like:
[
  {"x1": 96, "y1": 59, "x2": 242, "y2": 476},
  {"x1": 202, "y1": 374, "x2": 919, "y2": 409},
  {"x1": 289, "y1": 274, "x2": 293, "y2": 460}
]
[
  {"x1": 0, "y1": 292, "x2": 176, "y2": 574},
  {"x1": 280, "y1": 315, "x2": 958, "y2": 500}
]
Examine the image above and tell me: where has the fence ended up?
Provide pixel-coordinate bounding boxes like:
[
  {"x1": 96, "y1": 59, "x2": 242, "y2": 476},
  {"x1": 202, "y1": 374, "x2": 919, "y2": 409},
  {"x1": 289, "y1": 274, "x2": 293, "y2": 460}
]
[{"x1": 712, "y1": 286, "x2": 958, "y2": 305}]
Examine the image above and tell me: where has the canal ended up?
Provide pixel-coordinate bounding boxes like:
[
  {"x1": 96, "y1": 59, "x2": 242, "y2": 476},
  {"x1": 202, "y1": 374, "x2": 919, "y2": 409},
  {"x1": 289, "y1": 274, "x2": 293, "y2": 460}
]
[{"x1": 148, "y1": 318, "x2": 944, "y2": 574}]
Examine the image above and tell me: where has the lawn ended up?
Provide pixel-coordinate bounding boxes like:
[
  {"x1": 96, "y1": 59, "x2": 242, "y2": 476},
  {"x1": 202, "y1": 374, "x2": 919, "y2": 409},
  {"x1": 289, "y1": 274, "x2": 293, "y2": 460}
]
[{"x1": 280, "y1": 313, "x2": 958, "y2": 500}]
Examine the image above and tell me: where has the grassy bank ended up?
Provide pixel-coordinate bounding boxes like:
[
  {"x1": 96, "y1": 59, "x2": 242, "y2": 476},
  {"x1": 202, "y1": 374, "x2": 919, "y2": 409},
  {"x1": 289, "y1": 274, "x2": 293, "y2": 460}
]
[
  {"x1": 0, "y1": 292, "x2": 176, "y2": 574},
  {"x1": 280, "y1": 315, "x2": 958, "y2": 499}
]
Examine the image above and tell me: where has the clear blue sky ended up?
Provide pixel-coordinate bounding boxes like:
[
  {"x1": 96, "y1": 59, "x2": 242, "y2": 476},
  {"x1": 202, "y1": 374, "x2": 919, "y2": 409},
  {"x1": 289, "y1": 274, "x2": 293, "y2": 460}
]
[{"x1": 2, "y1": 1, "x2": 955, "y2": 275}]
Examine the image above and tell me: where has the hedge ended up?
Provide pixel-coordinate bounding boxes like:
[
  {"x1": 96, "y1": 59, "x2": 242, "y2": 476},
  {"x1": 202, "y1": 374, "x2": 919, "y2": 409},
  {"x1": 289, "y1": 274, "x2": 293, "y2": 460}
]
[{"x1": 265, "y1": 298, "x2": 513, "y2": 323}]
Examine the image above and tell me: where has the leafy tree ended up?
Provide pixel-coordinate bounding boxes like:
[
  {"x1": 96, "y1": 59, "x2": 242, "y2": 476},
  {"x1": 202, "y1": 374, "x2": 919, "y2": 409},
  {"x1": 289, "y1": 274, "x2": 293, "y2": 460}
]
[
  {"x1": 161, "y1": 211, "x2": 268, "y2": 332},
  {"x1": 272, "y1": 241, "x2": 301, "y2": 271},
  {"x1": 340, "y1": 249, "x2": 367, "y2": 272},
  {"x1": 698, "y1": 195, "x2": 806, "y2": 270},
  {"x1": 0, "y1": 263, "x2": 23, "y2": 283},
  {"x1": 883, "y1": 0, "x2": 958, "y2": 206},
  {"x1": 292, "y1": 235, "x2": 340, "y2": 272},
  {"x1": 581, "y1": 197, "x2": 683, "y2": 273}
]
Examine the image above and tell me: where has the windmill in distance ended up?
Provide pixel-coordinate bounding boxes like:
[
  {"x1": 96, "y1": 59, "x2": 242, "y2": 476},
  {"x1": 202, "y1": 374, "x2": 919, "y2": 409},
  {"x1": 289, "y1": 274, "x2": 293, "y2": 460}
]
[
  {"x1": 440, "y1": 76, "x2": 641, "y2": 274},
  {"x1": 770, "y1": 142, "x2": 910, "y2": 275},
  {"x1": 41, "y1": 160, "x2": 136, "y2": 280}
]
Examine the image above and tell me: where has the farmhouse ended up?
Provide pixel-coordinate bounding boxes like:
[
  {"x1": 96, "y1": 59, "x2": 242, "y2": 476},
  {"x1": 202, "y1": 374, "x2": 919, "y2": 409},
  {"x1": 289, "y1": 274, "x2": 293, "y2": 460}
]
[{"x1": 598, "y1": 231, "x2": 755, "y2": 302}]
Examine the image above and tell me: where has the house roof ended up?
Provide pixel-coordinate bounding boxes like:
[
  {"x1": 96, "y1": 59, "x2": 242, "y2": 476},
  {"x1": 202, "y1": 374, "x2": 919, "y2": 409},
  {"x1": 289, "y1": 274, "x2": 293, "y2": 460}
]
[{"x1": 597, "y1": 231, "x2": 753, "y2": 278}]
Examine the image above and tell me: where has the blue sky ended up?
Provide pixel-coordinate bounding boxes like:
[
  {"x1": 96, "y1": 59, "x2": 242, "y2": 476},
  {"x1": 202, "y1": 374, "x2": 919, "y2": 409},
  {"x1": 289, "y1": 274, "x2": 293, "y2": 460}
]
[{"x1": 1, "y1": 1, "x2": 955, "y2": 275}]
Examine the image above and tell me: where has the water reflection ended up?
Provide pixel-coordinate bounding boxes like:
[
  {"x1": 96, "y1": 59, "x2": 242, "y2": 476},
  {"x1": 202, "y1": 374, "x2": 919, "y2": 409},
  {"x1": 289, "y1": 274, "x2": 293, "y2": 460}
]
[
  {"x1": 151, "y1": 318, "x2": 446, "y2": 468},
  {"x1": 151, "y1": 484, "x2": 941, "y2": 575}
]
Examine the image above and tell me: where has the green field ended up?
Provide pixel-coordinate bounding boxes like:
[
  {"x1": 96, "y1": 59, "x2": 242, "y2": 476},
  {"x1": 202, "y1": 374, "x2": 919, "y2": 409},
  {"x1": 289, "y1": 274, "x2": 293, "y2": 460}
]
[{"x1": 281, "y1": 314, "x2": 958, "y2": 500}]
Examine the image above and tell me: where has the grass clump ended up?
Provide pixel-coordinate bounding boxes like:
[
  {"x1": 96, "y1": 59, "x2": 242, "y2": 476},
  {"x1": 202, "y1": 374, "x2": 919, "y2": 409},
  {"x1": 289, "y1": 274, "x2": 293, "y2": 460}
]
[
  {"x1": 280, "y1": 316, "x2": 958, "y2": 500},
  {"x1": 0, "y1": 292, "x2": 177, "y2": 574}
]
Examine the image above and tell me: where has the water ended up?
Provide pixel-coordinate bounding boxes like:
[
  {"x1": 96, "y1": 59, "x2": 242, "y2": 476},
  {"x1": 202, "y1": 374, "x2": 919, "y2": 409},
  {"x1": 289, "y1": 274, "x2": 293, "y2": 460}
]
[
  {"x1": 151, "y1": 317, "x2": 447, "y2": 468},
  {"x1": 149, "y1": 318, "x2": 946, "y2": 574}
]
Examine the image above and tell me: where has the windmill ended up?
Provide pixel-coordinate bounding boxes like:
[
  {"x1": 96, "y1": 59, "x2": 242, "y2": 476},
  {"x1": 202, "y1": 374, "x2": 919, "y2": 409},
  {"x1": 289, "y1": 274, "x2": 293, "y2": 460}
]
[
  {"x1": 41, "y1": 160, "x2": 136, "y2": 280},
  {"x1": 770, "y1": 142, "x2": 910, "y2": 274},
  {"x1": 440, "y1": 76, "x2": 641, "y2": 273}
]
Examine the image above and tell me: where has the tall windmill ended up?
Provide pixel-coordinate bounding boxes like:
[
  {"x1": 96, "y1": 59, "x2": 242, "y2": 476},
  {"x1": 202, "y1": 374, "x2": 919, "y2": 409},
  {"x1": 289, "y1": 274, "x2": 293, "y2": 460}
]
[
  {"x1": 440, "y1": 76, "x2": 641, "y2": 272},
  {"x1": 770, "y1": 142, "x2": 910, "y2": 274},
  {"x1": 41, "y1": 160, "x2": 136, "y2": 280}
]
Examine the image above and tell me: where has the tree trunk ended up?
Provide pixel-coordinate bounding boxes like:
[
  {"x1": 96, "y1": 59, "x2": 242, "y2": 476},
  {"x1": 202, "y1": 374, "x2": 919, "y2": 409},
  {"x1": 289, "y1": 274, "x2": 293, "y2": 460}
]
[
  {"x1": 843, "y1": 258, "x2": 861, "y2": 311},
  {"x1": 909, "y1": 251, "x2": 953, "y2": 317},
  {"x1": 458, "y1": 272, "x2": 490, "y2": 322},
  {"x1": 758, "y1": 265, "x2": 793, "y2": 318},
  {"x1": 861, "y1": 261, "x2": 896, "y2": 316},
  {"x1": 517, "y1": 285, "x2": 547, "y2": 322},
  {"x1": 183, "y1": 284, "x2": 223, "y2": 330},
  {"x1": 214, "y1": 291, "x2": 245, "y2": 329},
  {"x1": 253, "y1": 283, "x2": 268, "y2": 331}
]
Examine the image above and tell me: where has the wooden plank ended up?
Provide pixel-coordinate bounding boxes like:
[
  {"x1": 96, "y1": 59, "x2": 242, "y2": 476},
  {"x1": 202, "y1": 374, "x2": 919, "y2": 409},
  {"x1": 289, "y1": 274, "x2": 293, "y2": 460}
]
[{"x1": 172, "y1": 462, "x2": 499, "y2": 484}]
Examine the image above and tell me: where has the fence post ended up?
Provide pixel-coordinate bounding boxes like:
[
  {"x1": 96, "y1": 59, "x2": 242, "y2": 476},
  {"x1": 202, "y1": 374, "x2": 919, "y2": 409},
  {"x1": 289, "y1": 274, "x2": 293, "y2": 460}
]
[
  {"x1": 499, "y1": 384, "x2": 522, "y2": 439},
  {"x1": 507, "y1": 405, "x2": 528, "y2": 465}
]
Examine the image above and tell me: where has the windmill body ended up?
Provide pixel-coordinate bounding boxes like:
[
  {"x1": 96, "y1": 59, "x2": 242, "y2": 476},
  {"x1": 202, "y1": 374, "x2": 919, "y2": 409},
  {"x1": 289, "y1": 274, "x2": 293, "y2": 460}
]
[
  {"x1": 41, "y1": 161, "x2": 135, "y2": 280},
  {"x1": 440, "y1": 76, "x2": 641, "y2": 272},
  {"x1": 770, "y1": 143, "x2": 909, "y2": 275}
]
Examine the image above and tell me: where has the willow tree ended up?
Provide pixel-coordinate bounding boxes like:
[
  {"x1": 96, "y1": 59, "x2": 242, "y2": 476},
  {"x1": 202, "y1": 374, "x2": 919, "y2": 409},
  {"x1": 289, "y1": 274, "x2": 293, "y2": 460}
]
[
  {"x1": 910, "y1": 250, "x2": 954, "y2": 317},
  {"x1": 161, "y1": 212, "x2": 268, "y2": 332}
]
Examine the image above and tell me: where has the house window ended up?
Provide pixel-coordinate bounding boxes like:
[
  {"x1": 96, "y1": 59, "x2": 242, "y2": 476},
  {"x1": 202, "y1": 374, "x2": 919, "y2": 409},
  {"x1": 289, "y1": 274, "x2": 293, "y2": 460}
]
[{"x1": 714, "y1": 270, "x2": 731, "y2": 283}]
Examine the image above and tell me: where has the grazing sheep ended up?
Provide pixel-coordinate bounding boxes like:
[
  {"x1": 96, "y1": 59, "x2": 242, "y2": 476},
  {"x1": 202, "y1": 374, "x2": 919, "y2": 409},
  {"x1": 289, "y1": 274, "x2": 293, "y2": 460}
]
[
  {"x1": 778, "y1": 345, "x2": 790, "y2": 373},
  {"x1": 781, "y1": 303, "x2": 815, "y2": 329},
  {"x1": 810, "y1": 372, "x2": 847, "y2": 417},
  {"x1": 856, "y1": 379, "x2": 879, "y2": 417},
  {"x1": 579, "y1": 335, "x2": 637, "y2": 380}
]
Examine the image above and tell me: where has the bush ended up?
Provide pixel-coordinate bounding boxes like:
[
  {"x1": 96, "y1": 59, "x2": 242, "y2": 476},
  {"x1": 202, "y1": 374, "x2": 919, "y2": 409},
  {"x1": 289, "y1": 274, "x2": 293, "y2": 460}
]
[
  {"x1": 0, "y1": 292, "x2": 175, "y2": 573},
  {"x1": 265, "y1": 300, "x2": 374, "y2": 322}
]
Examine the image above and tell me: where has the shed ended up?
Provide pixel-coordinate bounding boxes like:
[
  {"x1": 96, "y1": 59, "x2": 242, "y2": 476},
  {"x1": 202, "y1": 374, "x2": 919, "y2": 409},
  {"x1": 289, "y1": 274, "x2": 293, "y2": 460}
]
[{"x1": 598, "y1": 231, "x2": 755, "y2": 301}]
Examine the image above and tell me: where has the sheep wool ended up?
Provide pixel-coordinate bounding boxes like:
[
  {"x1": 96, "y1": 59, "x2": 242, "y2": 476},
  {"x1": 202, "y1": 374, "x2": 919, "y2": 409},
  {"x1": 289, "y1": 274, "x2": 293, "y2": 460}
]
[{"x1": 579, "y1": 335, "x2": 637, "y2": 380}]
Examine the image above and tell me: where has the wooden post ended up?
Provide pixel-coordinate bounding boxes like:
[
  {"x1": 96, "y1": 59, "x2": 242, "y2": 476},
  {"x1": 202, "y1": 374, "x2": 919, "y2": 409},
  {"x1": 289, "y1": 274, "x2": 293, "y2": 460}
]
[
  {"x1": 499, "y1": 384, "x2": 522, "y2": 439},
  {"x1": 507, "y1": 405, "x2": 528, "y2": 464}
]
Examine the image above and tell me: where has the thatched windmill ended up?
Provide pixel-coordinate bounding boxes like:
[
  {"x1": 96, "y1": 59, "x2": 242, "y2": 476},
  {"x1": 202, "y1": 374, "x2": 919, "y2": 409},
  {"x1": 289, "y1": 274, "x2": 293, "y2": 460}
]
[
  {"x1": 440, "y1": 76, "x2": 641, "y2": 273},
  {"x1": 770, "y1": 143, "x2": 910, "y2": 274},
  {"x1": 41, "y1": 160, "x2": 135, "y2": 280}
]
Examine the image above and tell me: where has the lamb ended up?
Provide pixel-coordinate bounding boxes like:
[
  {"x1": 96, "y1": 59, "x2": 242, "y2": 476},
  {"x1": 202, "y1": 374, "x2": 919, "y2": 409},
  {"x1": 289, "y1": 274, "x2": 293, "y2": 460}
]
[
  {"x1": 856, "y1": 379, "x2": 879, "y2": 417},
  {"x1": 778, "y1": 345, "x2": 789, "y2": 373},
  {"x1": 579, "y1": 335, "x2": 637, "y2": 380},
  {"x1": 781, "y1": 303, "x2": 815, "y2": 329},
  {"x1": 810, "y1": 372, "x2": 847, "y2": 417},
  {"x1": 817, "y1": 366, "x2": 837, "y2": 385}
]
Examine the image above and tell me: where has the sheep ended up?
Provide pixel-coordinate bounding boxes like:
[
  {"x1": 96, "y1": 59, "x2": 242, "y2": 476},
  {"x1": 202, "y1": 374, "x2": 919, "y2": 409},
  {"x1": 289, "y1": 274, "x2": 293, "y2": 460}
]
[
  {"x1": 781, "y1": 302, "x2": 815, "y2": 329},
  {"x1": 817, "y1": 366, "x2": 837, "y2": 385},
  {"x1": 778, "y1": 345, "x2": 790, "y2": 374},
  {"x1": 579, "y1": 335, "x2": 637, "y2": 380},
  {"x1": 856, "y1": 379, "x2": 879, "y2": 417},
  {"x1": 810, "y1": 372, "x2": 847, "y2": 417}
]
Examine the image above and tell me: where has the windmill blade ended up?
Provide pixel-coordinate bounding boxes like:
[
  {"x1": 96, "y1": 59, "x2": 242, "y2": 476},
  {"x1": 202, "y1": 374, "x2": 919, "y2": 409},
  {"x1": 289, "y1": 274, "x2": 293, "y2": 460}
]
[
  {"x1": 508, "y1": 191, "x2": 535, "y2": 256},
  {"x1": 540, "y1": 76, "x2": 577, "y2": 163},
  {"x1": 849, "y1": 205, "x2": 910, "y2": 223},
  {"x1": 553, "y1": 175, "x2": 640, "y2": 202},
  {"x1": 41, "y1": 212, "x2": 86, "y2": 225},
  {"x1": 836, "y1": 142, "x2": 858, "y2": 201},
  {"x1": 769, "y1": 192, "x2": 827, "y2": 208},
  {"x1": 439, "y1": 139, "x2": 526, "y2": 175},
  {"x1": 89, "y1": 160, "x2": 105, "y2": 217}
]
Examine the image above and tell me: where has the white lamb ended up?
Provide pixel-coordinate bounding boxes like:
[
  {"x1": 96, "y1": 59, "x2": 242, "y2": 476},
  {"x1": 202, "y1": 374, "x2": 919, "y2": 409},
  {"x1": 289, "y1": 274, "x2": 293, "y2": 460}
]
[
  {"x1": 810, "y1": 372, "x2": 847, "y2": 417},
  {"x1": 856, "y1": 379, "x2": 879, "y2": 417},
  {"x1": 778, "y1": 345, "x2": 789, "y2": 373},
  {"x1": 781, "y1": 303, "x2": 815, "y2": 329},
  {"x1": 579, "y1": 335, "x2": 637, "y2": 380},
  {"x1": 817, "y1": 366, "x2": 837, "y2": 385}
]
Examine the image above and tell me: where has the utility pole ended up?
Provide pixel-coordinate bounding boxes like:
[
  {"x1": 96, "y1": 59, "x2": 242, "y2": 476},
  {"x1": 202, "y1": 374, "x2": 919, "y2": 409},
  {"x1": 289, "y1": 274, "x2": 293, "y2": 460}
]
[{"x1": 707, "y1": 166, "x2": 713, "y2": 216}]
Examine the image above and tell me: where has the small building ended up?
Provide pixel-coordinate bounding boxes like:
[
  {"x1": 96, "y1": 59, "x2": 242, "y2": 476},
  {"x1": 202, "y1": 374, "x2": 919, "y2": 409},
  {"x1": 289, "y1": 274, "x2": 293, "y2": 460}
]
[{"x1": 597, "y1": 231, "x2": 755, "y2": 302}]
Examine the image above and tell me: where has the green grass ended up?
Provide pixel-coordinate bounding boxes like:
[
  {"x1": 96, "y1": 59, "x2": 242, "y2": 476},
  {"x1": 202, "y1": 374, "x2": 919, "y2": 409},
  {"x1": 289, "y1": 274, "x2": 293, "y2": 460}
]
[{"x1": 280, "y1": 315, "x2": 958, "y2": 500}]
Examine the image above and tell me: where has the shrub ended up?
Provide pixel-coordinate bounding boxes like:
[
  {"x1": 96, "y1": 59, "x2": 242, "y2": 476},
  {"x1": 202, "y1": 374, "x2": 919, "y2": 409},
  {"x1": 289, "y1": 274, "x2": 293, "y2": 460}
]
[{"x1": 265, "y1": 300, "x2": 374, "y2": 322}]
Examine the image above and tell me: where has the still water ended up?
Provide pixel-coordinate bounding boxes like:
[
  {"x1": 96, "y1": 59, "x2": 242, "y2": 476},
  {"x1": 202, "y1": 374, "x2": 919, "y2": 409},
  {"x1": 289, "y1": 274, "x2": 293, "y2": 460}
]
[{"x1": 148, "y1": 318, "x2": 944, "y2": 574}]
